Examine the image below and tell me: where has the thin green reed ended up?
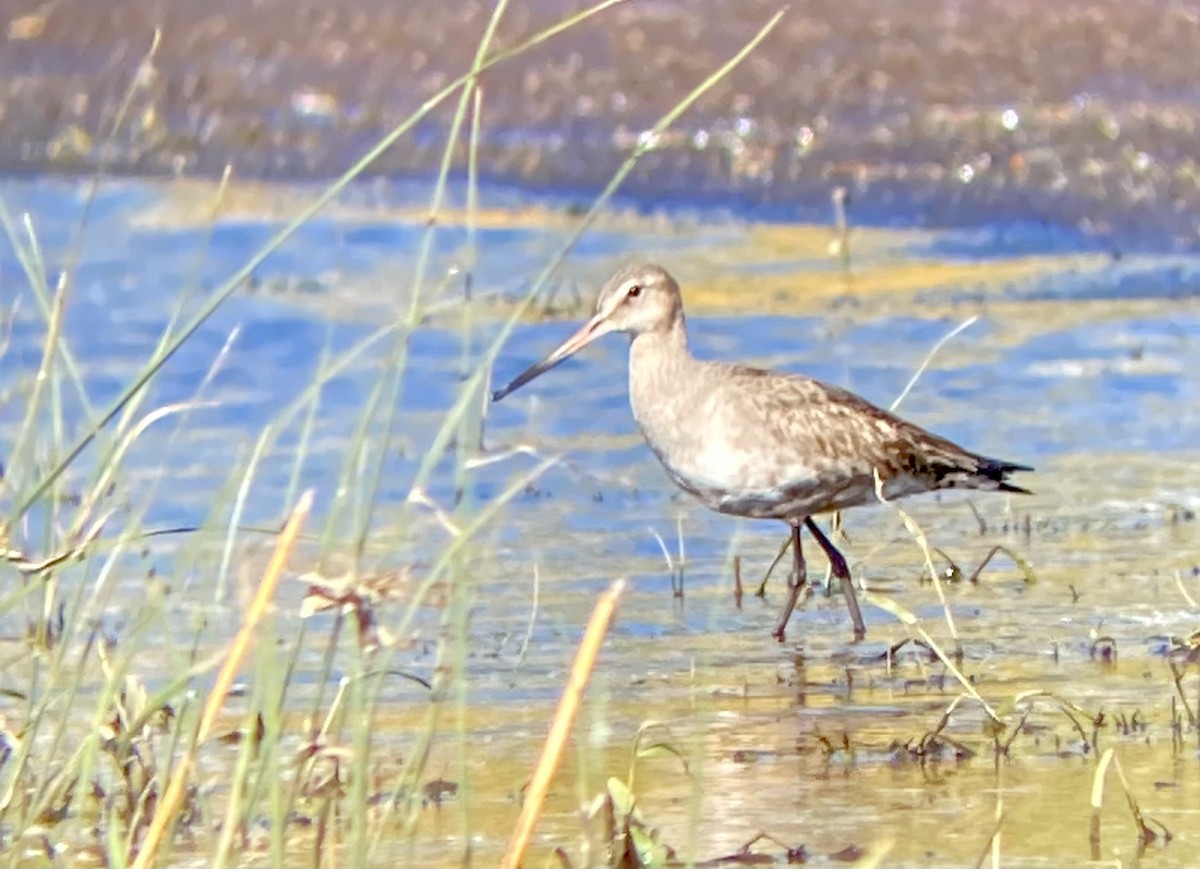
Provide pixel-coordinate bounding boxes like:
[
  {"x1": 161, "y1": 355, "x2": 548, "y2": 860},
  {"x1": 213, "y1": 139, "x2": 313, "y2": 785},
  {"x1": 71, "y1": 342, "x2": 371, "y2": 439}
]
[
  {"x1": 339, "y1": 3, "x2": 516, "y2": 863},
  {"x1": 382, "y1": 7, "x2": 788, "y2": 655},
  {"x1": 339, "y1": 0, "x2": 514, "y2": 580},
  {"x1": 391, "y1": 7, "x2": 788, "y2": 538},
  {"x1": 0, "y1": 27, "x2": 166, "y2": 520},
  {"x1": 4, "y1": 0, "x2": 632, "y2": 534},
  {"x1": 449, "y1": 82, "x2": 489, "y2": 864},
  {"x1": 0, "y1": 207, "x2": 92, "y2": 428},
  {"x1": 0, "y1": 6, "x2": 633, "y2": 851},
  {"x1": 364, "y1": 16, "x2": 790, "y2": 859}
]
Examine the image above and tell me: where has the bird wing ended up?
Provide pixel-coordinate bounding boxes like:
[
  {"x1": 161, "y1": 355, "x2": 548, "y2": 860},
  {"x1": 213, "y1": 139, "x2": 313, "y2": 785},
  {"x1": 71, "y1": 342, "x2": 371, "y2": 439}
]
[{"x1": 714, "y1": 363, "x2": 1007, "y2": 494}]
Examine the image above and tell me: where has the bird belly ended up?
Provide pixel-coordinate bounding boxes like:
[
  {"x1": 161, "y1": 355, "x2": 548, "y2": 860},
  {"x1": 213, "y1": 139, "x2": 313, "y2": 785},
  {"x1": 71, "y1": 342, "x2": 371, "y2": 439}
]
[
  {"x1": 670, "y1": 473, "x2": 833, "y2": 519},
  {"x1": 654, "y1": 446, "x2": 832, "y2": 520},
  {"x1": 659, "y1": 452, "x2": 934, "y2": 520}
]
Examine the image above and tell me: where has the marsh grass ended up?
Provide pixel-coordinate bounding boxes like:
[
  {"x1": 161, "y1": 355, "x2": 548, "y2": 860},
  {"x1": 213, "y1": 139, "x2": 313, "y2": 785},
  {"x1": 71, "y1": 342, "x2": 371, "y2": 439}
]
[{"x1": 0, "y1": 3, "x2": 798, "y2": 867}]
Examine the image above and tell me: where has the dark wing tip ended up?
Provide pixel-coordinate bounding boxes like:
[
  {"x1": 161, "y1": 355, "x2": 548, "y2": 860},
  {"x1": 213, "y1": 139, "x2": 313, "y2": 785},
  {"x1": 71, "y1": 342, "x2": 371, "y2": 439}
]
[
  {"x1": 998, "y1": 461, "x2": 1035, "y2": 474},
  {"x1": 977, "y1": 455, "x2": 1034, "y2": 494}
]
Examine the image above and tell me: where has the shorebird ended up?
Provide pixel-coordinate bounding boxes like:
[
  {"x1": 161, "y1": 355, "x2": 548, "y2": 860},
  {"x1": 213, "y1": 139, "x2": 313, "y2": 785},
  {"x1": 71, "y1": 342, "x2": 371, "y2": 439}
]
[{"x1": 491, "y1": 263, "x2": 1032, "y2": 641}]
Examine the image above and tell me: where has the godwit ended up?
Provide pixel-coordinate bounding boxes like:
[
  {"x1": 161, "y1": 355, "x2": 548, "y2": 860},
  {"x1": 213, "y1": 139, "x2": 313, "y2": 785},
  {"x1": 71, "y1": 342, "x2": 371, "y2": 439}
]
[{"x1": 491, "y1": 263, "x2": 1032, "y2": 641}]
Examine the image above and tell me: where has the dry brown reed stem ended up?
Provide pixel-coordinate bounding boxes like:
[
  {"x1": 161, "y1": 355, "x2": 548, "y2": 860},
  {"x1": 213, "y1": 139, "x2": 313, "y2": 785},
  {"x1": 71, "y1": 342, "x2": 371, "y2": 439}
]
[
  {"x1": 132, "y1": 489, "x2": 314, "y2": 868},
  {"x1": 501, "y1": 578, "x2": 627, "y2": 869}
]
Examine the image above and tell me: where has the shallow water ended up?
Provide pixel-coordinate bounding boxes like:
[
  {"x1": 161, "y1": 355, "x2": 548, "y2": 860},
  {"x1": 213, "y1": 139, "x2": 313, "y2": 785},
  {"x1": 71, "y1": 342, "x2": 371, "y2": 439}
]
[{"x1": 0, "y1": 176, "x2": 1199, "y2": 866}]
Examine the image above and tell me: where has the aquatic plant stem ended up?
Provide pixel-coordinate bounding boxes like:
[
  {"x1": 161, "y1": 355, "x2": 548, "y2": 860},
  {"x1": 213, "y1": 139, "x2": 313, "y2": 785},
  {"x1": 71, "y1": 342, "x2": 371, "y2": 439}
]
[
  {"x1": 131, "y1": 490, "x2": 312, "y2": 869},
  {"x1": 502, "y1": 579, "x2": 626, "y2": 869}
]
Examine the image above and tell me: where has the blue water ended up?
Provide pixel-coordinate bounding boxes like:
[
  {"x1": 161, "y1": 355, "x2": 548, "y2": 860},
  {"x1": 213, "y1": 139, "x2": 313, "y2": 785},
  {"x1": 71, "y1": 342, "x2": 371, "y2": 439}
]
[{"x1": 0, "y1": 176, "x2": 1197, "y2": 578}]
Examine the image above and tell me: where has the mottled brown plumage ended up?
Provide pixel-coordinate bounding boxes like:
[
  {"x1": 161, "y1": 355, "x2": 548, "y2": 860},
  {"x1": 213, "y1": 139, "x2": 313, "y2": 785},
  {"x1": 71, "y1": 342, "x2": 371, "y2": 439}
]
[{"x1": 492, "y1": 262, "x2": 1032, "y2": 641}]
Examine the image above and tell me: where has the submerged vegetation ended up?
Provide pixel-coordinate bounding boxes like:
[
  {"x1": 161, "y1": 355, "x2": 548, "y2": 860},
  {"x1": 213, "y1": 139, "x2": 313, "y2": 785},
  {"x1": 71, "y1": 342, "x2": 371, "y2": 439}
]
[{"x1": 0, "y1": 2, "x2": 1197, "y2": 868}]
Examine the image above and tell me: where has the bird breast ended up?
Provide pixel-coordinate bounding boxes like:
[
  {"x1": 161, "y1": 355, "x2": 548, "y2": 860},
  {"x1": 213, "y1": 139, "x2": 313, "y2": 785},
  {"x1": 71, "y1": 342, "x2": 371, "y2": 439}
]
[{"x1": 629, "y1": 355, "x2": 827, "y2": 513}]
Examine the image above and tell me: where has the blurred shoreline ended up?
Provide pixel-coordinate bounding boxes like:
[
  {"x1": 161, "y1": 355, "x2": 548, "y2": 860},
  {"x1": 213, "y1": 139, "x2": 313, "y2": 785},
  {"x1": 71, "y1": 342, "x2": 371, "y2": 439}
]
[{"x1": 1, "y1": 0, "x2": 1199, "y2": 250}]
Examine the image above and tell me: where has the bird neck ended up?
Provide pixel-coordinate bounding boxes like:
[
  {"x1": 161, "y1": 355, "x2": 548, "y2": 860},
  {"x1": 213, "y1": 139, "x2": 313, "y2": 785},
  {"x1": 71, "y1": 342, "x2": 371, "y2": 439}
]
[
  {"x1": 630, "y1": 317, "x2": 689, "y2": 371},
  {"x1": 628, "y1": 318, "x2": 693, "y2": 439}
]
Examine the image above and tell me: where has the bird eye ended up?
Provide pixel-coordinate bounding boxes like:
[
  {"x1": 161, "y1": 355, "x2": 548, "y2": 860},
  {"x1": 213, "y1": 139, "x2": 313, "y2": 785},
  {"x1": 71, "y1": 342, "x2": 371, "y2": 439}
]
[{"x1": 627, "y1": 284, "x2": 642, "y2": 298}]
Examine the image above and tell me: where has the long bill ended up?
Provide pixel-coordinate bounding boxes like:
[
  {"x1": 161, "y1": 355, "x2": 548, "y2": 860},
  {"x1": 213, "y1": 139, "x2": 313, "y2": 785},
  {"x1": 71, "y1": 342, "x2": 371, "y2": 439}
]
[{"x1": 491, "y1": 312, "x2": 614, "y2": 402}]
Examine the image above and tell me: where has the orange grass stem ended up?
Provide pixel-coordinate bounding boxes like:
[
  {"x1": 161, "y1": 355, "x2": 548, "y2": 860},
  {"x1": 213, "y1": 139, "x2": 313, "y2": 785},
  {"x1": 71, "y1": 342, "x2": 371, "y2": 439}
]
[
  {"x1": 501, "y1": 578, "x2": 627, "y2": 869},
  {"x1": 132, "y1": 489, "x2": 314, "y2": 868}
]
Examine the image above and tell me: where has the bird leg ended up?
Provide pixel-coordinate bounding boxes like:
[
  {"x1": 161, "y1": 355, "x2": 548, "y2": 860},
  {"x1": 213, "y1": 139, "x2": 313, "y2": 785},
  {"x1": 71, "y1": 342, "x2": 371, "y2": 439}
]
[
  {"x1": 771, "y1": 523, "x2": 808, "y2": 641},
  {"x1": 804, "y1": 517, "x2": 866, "y2": 641}
]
